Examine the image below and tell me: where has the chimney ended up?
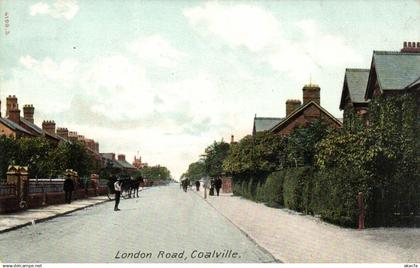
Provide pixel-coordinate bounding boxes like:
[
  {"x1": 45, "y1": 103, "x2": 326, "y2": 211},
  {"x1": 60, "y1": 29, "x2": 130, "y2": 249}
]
[
  {"x1": 6, "y1": 95, "x2": 18, "y2": 118},
  {"x1": 302, "y1": 84, "x2": 320, "y2": 105},
  {"x1": 286, "y1": 99, "x2": 302, "y2": 116},
  {"x1": 68, "y1": 131, "x2": 78, "y2": 142},
  {"x1": 56, "y1": 127, "x2": 69, "y2": 140},
  {"x1": 401, "y1": 41, "x2": 420, "y2": 53},
  {"x1": 77, "y1": 135, "x2": 85, "y2": 142},
  {"x1": 118, "y1": 154, "x2": 126, "y2": 161},
  {"x1": 23, "y1": 104, "x2": 35, "y2": 124},
  {"x1": 42, "y1": 120, "x2": 56, "y2": 135},
  {"x1": 8, "y1": 109, "x2": 21, "y2": 124},
  {"x1": 230, "y1": 135, "x2": 235, "y2": 144},
  {"x1": 94, "y1": 142, "x2": 99, "y2": 153}
]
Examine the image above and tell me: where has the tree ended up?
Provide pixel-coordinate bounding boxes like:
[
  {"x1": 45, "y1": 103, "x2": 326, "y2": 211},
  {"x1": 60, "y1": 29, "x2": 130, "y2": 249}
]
[
  {"x1": 222, "y1": 132, "x2": 286, "y2": 182},
  {"x1": 184, "y1": 161, "x2": 206, "y2": 181},
  {"x1": 14, "y1": 137, "x2": 54, "y2": 178},
  {"x1": 0, "y1": 136, "x2": 18, "y2": 181},
  {"x1": 138, "y1": 165, "x2": 171, "y2": 181},
  {"x1": 203, "y1": 141, "x2": 230, "y2": 177}
]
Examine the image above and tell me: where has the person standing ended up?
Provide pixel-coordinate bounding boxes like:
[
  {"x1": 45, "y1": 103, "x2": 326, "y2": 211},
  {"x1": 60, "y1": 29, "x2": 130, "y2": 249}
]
[
  {"x1": 209, "y1": 178, "x2": 215, "y2": 196},
  {"x1": 215, "y1": 177, "x2": 222, "y2": 196},
  {"x1": 114, "y1": 178, "x2": 122, "y2": 211},
  {"x1": 195, "y1": 180, "x2": 200, "y2": 191},
  {"x1": 63, "y1": 175, "x2": 75, "y2": 204}
]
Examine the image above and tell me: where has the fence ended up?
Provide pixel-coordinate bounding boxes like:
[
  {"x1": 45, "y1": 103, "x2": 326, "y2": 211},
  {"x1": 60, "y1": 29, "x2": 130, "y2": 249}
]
[
  {"x1": 0, "y1": 184, "x2": 16, "y2": 197},
  {"x1": 29, "y1": 179, "x2": 64, "y2": 194}
]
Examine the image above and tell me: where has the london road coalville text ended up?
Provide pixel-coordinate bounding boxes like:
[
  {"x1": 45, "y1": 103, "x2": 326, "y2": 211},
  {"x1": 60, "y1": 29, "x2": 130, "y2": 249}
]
[{"x1": 114, "y1": 249, "x2": 240, "y2": 260}]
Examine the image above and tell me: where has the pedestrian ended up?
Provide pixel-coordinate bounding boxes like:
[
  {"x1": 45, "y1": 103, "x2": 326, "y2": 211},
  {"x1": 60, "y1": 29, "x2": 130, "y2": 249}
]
[
  {"x1": 195, "y1": 180, "x2": 200, "y2": 191},
  {"x1": 215, "y1": 177, "x2": 222, "y2": 196},
  {"x1": 114, "y1": 177, "x2": 122, "y2": 211},
  {"x1": 63, "y1": 174, "x2": 75, "y2": 204},
  {"x1": 209, "y1": 178, "x2": 215, "y2": 196},
  {"x1": 182, "y1": 178, "x2": 189, "y2": 192}
]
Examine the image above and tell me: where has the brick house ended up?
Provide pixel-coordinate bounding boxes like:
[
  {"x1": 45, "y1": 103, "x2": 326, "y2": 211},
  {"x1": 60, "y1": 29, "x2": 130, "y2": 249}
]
[
  {"x1": 0, "y1": 96, "x2": 34, "y2": 138},
  {"x1": 101, "y1": 153, "x2": 137, "y2": 174},
  {"x1": 257, "y1": 84, "x2": 342, "y2": 136}
]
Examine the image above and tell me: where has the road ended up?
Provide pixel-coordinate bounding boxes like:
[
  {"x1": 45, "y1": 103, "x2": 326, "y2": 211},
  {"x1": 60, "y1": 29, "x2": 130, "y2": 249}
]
[{"x1": 0, "y1": 184, "x2": 275, "y2": 263}]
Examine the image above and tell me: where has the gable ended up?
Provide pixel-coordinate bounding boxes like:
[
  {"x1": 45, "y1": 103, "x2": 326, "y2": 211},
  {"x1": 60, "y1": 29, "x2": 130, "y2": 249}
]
[
  {"x1": 270, "y1": 101, "x2": 342, "y2": 134},
  {"x1": 366, "y1": 51, "x2": 420, "y2": 99}
]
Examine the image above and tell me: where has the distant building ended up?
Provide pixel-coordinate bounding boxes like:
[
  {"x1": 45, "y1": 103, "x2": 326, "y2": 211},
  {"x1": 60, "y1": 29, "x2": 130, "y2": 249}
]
[
  {"x1": 133, "y1": 156, "x2": 146, "y2": 169},
  {"x1": 101, "y1": 153, "x2": 137, "y2": 174}
]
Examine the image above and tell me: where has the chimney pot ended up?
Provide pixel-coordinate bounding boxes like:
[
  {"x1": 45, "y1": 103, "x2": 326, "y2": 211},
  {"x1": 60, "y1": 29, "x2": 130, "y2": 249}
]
[
  {"x1": 286, "y1": 99, "x2": 302, "y2": 116},
  {"x1": 42, "y1": 120, "x2": 56, "y2": 135},
  {"x1": 23, "y1": 104, "x2": 35, "y2": 124},
  {"x1": 302, "y1": 83, "x2": 320, "y2": 105}
]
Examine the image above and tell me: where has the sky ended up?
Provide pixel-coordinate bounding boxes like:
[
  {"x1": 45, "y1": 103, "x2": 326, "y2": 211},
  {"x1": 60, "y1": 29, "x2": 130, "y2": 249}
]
[{"x1": 0, "y1": 0, "x2": 419, "y2": 179}]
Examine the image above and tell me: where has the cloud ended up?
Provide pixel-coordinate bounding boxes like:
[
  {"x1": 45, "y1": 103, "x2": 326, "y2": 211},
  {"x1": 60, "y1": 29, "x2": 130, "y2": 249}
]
[
  {"x1": 19, "y1": 55, "x2": 78, "y2": 81},
  {"x1": 29, "y1": 0, "x2": 79, "y2": 20},
  {"x1": 184, "y1": 3, "x2": 362, "y2": 82},
  {"x1": 80, "y1": 55, "x2": 154, "y2": 120},
  {"x1": 127, "y1": 35, "x2": 187, "y2": 68},
  {"x1": 184, "y1": 2, "x2": 281, "y2": 52}
]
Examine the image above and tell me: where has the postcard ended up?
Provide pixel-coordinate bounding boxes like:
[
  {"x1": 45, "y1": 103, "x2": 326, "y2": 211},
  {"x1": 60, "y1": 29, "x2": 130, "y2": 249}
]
[{"x1": 0, "y1": 0, "x2": 419, "y2": 265}]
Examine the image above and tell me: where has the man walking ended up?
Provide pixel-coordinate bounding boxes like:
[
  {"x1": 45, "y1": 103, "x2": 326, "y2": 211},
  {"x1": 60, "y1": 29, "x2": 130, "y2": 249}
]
[
  {"x1": 195, "y1": 180, "x2": 200, "y2": 191},
  {"x1": 215, "y1": 177, "x2": 222, "y2": 196},
  {"x1": 114, "y1": 177, "x2": 122, "y2": 211},
  {"x1": 63, "y1": 174, "x2": 75, "y2": 204}
]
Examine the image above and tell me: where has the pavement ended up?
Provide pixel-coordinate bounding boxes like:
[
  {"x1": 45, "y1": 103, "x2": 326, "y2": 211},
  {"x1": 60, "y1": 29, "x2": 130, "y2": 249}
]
[
  {"x1": 0, "y1": 184, "x2": 275, "y2": 263},
  {"x1": 194, "y1": 186, "x2": 420, "y2": 263},
  {"x1": 0, "y1": 196, "x2": 109, "y2": 233}
]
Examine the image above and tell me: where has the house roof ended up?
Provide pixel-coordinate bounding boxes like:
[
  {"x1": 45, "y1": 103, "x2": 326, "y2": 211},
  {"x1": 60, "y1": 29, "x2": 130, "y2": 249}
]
[
  {"x1": 269, "y1": 101, "x2": 342, "y2": 133},
  {"x1": 340, "y1": 68, "x2": 370, "y2": 109},
  {"x1": 101, "y1": 153, "x2": 135, "y2": 169},
  {"x1": 370, "y1": 51, "x2": 420, "y2": 92},
  {"x1": 405, "y1": 75, "x2": 420, "y2": 90},
  {"x1": 0, "y1": 117, "x2": 33, "y2": 135},
  {"x1": 116, "y1": 160, "x2": 136, "y2": 169},
  {"x1": 20, "y1": 117, "x2": 43, "y2": 135},
  {"x1": 253, "y1": 117, "x2": 283, "y2": 133},
  {"x1": 19, "y1": 117, "x2": 65, "y2": 142}
]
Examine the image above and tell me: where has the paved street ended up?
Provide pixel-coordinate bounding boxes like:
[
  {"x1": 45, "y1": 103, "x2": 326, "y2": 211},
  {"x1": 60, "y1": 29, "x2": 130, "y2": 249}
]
[{"x1": 0, "y1": 184, "x2": 275, "y2": 263}]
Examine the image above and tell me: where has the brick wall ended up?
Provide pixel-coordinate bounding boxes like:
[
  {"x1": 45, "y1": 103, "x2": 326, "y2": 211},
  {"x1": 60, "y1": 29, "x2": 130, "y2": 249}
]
[
  {"x1": 73, "y1": 189, "x2": 87, "y2": 200},
  {"x1": 27, "y1": 194, "x2": 45, "y2": 208},
  {"x1": 0, "y1": 196, "x2": 19, "y2": 213},
  {"x1": 222, "y1": 177, "x2": 232, "y2": 193},
  {"x1": 0, "y1": 187, "x2": 108, "y2": 214},
  {"x1": 46, "y1": 192, "x2": 66, "y2": 205}
]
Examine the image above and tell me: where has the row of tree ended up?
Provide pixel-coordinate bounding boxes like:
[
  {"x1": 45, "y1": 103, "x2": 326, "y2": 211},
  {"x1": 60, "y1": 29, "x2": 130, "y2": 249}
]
[
  {"x1": 0, "y1": 136, "x2": 94, "y2": 180},
  {"x1": 134, "y1": 165, "x2": 171, "y2": 181},
  {"x1": 183, "y1": 119, "x2": 331, "y2": 184}
]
